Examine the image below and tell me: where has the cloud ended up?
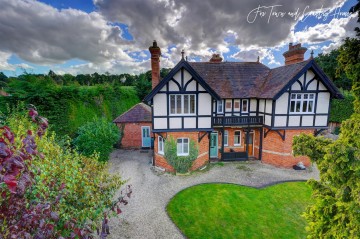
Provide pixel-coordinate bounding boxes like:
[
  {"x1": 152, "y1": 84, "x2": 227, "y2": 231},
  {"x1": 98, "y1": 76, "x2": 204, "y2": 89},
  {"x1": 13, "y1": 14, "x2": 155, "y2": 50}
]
[
  {"x1": 0, "y1": 0, "x2": 134, "y2": 65},
  {"x1": 292, "y1": 14, "x2": 357, "y2": 53},
  {"x1": 0, "y1": 51, "x2": 32, "y2": 71},
  {"x1": 95, "y1": 0, "x2": 343, "y2": 52},
  {"x1": 231, "y1": 47, "x2": 281, "y2": 66}
]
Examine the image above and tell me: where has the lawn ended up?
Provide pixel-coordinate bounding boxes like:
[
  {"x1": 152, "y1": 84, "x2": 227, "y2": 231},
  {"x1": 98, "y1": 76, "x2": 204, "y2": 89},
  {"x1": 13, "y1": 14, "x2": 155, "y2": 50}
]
[{"x1": 167, "y1": 182, "x2": 312, "y2": 239}]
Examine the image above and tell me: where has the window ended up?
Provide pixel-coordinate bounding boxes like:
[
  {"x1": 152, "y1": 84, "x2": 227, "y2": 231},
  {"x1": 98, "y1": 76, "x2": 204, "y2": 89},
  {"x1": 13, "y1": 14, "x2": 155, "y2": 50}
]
[
  {"x1": 224, "y1": 130, "x2": 228, "y2": 146},
  {"x1": 234, "y1": 131, "x2": 241, "y2": 146},
  {"x1": 177, "y1": 138, "x2": 189, "y2": 156},
  {"x1": 225, "y1": 100, "x2": 232, "y2": 112},
  {"x1": 234, "y1": 100, "x2": 240, "y2": 111},
  {"x1": 170, "y1": 94, "x2": 195, "y2": 115},
  {"x1": 217, "y1": 100, "x2": 223, "y2": 113},
  {"x1": 290, "y1": 93, "x2": 315, "y2": 113},
  {"x1": 158, "y1": 136, "x2": 164, "y2": 155},
  {"x1": 242, "y1": 99, "x2": 248, "y2": 113}
]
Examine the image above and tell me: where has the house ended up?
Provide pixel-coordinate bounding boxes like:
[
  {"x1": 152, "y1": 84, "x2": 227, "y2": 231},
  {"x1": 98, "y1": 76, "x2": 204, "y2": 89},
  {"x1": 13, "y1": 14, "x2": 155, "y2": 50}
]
[
  {"x1": 123, "y1": 41, "x2": 342, "y2": 171},
  {"x1": 113, "y1": 103, "x2": 152, "y2": 148}
]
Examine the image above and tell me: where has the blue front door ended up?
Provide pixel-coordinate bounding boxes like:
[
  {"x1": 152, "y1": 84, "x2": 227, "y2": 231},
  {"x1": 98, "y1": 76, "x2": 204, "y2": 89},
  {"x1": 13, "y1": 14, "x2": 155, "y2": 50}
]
[
  {"x1": 210, "y1": 132, "x2": 218, "y2": 158},
  {"x1": 141, "y1": 126, "x2": 151, "y2": 147}
]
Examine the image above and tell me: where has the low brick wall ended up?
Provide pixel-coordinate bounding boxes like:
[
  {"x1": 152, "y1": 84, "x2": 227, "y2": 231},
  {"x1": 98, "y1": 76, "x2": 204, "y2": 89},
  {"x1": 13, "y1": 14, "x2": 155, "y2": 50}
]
[
  {"x1": 262, "y1": 129, "x2": 313, "y2": 168},
  {"x1": 153, "y1": 131, "x2": 209, "y2": 172}
]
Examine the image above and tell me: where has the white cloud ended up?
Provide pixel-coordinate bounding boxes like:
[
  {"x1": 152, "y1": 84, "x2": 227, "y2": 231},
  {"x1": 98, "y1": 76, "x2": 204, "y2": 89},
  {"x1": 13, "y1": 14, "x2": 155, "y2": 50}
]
[
  {"x1": 0, "y1": 51, "x2": 33, "y2": 71},
  {"x1": 231, "y1": 46, "x2": 281, "y2": 66}
]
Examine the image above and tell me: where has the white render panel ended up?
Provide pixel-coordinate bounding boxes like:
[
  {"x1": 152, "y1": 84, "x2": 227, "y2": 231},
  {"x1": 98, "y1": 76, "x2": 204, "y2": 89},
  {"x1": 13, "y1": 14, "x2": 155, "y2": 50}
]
[
  {"x1": 250, "y1": 99, "x2": 257, "y2": 111},
  {"x1": 183, "y1": 70, "x2": 192, "y2": 82},
  {"x1": 198, "y1": 84, "x2": 205, "y2": 91},
  {"x1": 265, "y1": 115, "x2": 272, "y2": 126},
  {"x1": 315, "y1": 116, "x2": 328, "y2": 126},
  {"x1": 198, "y1": 117, "x2": 211, "y2": 128},
  {"x1": 259, "y1": 100, "x2": 265, "y2": 112},
  {"x1": 307, "y1": 70, "x2": 315, "y2": 81},
  {"x1": 274, "y1": 116, "x2": 287, "y2": 127},
  {"x1": 154, "y1": 118, "x2": 167, "y2": 129},
  {"x1": 300, "y1": 73, "x2": 305, "y2": 86},
  {"x1": 153, "y1": 94, "x2": 167, "y2": 116},
  {"x1": 198, "y1": 93, "x2": 212, "y2": 115},
  {"x1": 265, "y1": 100, "x2": 272, "y2": 114},
  {"x1": 302, "y1": 116, "x2": 314, "y2": 126},
  {"x1": 275, "y1": 93, "x2": 288, "y2": 114},
  {"x1": 291, "y1": 81, "x2": 302, "y2": 90},
  {"x1": 318, "y1": 81, "x2": 327, "y2": 90},
  {"x1": 186, "y1": 80, "x2": 196, "y2": 91},
  {"x1": 288, "y1": 116, "x2": 300, "y2": 126},
  {"x1": 169, "y1": 80, "x2": 180, "y2": 91},
  {"x1": 169, "y1": 118, "x2": 182, "y2": 129},
  {"x1": 173, "y1": 71, "x2": 181, "y2": 84},
  {"x1": 317, "y1": 92, "x2": 330, "y2": 113},
  {"x1": 307, "y1": 79, "x2": 317, "y2": 90},
  {"x1": 184, "y1": 117, "x2": 196, "y2": 128}
]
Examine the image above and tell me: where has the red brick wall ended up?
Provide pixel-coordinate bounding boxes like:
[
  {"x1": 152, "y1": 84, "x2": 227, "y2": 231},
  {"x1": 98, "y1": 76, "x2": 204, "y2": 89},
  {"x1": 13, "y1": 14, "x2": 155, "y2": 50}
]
[
  {"x1": 153, "y1": 131, "x2": 209, "y2": 172},
  {"x1": 262, "y1": 129, "x2": 312, "y2": 168},
  {"x1": 116, "y1": 122, "x2": 152, "y2": 149}
]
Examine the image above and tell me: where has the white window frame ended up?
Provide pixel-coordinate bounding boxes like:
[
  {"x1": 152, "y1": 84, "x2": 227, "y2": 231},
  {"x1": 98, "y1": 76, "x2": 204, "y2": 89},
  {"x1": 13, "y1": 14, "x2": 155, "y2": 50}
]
[
  {"x1": 234, "y1": 131, "x2": 241, "y2": 146},
  {"x1": 177, "y1": 138, "x2": 189, "y2": 156},
  {"x1": 234, "y1": 99, "x2": 240, "y2": 111},
  {"x1": 158, "y1": 136, "x2": 164, "y2": 155},
  {"x1": 242, "y1": 99, "x2": 249, "y2": 113},
  {"x1": 169, "y1": 94, "x2": 196, "y2": 115},
  {"x1": 224, "y1": 130, "x2": 228, "y2": 146},
  {"x1": 225, "y1": 100, "x2": 232, "y2": 112},
  {"x1": 290, "y1": 93, "x2": 315, "y2": 114},
  {"x1": 217, "y1": 100, "x2": 223, "y2": 113}
]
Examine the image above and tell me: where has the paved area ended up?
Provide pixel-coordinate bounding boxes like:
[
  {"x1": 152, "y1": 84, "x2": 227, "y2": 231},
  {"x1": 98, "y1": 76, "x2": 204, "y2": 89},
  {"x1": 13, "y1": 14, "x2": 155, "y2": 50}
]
[{"x1": 107, "y1": 149, "x2": 319, "y2": 239}]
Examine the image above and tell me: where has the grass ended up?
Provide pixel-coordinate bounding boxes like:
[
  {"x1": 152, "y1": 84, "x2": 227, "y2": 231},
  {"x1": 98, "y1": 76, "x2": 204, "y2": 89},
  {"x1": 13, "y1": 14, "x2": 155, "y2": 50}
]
[{"x1": 167, "y1": 182, "x2": 312, "y2": 239}]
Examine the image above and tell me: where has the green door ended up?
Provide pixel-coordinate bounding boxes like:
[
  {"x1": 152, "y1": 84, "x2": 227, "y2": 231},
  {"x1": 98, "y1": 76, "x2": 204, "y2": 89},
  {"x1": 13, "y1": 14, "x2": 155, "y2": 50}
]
[
  {"x1": 210, "y1": 133, "x2": 218, "y2": 158},
  {"x1": 141, "y1": 126, "x2": 151, "y2": 148}
]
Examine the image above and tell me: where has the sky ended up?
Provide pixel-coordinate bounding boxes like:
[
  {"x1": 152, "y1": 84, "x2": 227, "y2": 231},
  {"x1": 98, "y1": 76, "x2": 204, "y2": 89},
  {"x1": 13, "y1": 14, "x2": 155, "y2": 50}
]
[{"x1": 0, "y1": 0, "x2": 358, "y2": 76}]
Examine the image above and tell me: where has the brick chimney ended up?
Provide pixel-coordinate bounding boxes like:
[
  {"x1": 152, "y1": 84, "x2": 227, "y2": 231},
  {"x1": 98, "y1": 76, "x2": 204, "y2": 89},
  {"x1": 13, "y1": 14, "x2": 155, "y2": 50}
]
[
  {"x1": 149, "y1": 40, "x2": 161, "y2": 89},
  {"x1": 209, "y1": 53, "x2": 223, "y2": 63},
  {"x1": 283, "y1": 43, "x2": 307, "y2": 65}
]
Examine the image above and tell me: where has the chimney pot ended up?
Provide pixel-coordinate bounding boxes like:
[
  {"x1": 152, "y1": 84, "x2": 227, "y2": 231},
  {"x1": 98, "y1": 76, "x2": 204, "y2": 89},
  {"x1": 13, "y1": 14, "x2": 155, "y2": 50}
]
[
  {"x1": 283, "y1": 42, "x2": 307, "y2": 65},
  {"x1": 209, "y1": 53, "x2": 223, "y2": 63}
]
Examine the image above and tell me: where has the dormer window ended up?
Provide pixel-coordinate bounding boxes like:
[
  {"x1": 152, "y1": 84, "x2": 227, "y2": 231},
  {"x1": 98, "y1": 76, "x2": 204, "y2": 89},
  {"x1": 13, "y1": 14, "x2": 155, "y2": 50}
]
[{"x1": 217, "y1": 100, "x2": 223, "y2": 113}]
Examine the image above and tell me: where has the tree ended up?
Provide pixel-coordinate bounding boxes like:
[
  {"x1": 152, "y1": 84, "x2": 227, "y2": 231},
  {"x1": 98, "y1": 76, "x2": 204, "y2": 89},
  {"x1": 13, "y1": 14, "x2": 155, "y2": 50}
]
[
  {"x1": 315, "y1": 50, "x2": 351, "y2": 90},
  {"x1": 135, "y1": 72, "x2": 152, "y2": 100},
  {"x1": 73, "y1": 118, "x2": 120, "y2": 161},
  {"x1": 350, "y1": 0, "x2": 360, "y2": 37}
]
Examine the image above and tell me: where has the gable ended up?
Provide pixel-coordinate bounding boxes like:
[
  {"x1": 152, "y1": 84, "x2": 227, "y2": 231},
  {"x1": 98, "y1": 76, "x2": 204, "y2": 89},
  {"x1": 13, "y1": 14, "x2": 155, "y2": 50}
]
[
  {"x1": 273, "y1": 60, "x2": 343, "y2": 100},
  {"x1": 144, "y1": 59, "x2": 220, "y2": 102}
]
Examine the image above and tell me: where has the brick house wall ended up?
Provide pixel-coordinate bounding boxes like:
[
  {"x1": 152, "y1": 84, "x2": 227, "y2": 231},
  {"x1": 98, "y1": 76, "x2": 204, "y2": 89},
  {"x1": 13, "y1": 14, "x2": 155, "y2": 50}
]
[
  {"x1": 116, "y1": 122, "x2": 152, "y2": 149},
  {"x1": 262, "y1": 129, "x2": 312, "y2": 168},
  {"x1": 153, "y1": 131, "x2": 210, "y2": 172}
]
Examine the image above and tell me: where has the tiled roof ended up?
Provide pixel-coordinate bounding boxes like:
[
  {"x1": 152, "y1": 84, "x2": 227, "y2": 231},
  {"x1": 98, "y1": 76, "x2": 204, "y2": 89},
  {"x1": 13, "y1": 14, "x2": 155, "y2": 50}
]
[
  {"x1": 188, "y1": 60, "x2": 317, "y2": 99},
  {"x1": 113, "y1": 103, "x2": 151, "y2": 123},
  {"x1": 188, "y1": 62, "x2": 270, "y2": 98}
]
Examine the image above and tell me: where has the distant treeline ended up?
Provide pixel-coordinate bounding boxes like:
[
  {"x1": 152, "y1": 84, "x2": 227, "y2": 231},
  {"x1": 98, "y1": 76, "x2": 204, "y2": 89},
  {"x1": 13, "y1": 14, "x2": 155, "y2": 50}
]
[{"x1": 0, "y1": 68, "x2": 171, "y2": 137}]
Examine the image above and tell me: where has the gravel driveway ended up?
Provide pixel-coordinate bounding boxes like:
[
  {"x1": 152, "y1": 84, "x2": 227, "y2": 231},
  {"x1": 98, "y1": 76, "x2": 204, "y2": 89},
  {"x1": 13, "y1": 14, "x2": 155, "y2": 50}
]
[{"x1": 107, "y1": 149, "x2": 319, "y2": 239}]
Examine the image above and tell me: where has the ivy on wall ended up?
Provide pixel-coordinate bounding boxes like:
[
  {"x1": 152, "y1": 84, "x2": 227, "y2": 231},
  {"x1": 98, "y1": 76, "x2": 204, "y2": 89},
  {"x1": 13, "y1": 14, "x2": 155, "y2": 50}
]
[
  {"x1": 164, "y1": 136, "x2": 199, "y2": 173},
  {"x1": 329, "y1": 90, "x2": 355, "y2": 123}
]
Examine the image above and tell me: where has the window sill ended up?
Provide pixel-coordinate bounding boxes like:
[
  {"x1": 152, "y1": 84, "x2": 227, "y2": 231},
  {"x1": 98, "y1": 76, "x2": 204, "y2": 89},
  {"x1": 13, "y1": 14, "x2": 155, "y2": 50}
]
[{"x1": 177, "y1": 154, "x2": 189, "y2": 157}]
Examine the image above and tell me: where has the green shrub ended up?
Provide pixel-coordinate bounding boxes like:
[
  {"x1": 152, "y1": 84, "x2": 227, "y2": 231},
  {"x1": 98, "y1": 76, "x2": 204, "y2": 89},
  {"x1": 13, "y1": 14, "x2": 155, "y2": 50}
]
[
  {"x1": 73, "y1": 118, "x2": 120, "y2": 161},
  {"x1": 164, "y1": 136, "x2": 199, "y2": 173},
  {"x1": 3, "y1": 107, "x2": 124, "y2": 236}
]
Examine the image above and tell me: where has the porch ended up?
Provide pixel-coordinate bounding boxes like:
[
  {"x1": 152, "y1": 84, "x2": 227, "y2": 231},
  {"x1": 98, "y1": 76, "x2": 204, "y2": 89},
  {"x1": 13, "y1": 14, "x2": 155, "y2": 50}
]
[{"x1": 210, "y1": 127, "x2": 263, "y2": 162}]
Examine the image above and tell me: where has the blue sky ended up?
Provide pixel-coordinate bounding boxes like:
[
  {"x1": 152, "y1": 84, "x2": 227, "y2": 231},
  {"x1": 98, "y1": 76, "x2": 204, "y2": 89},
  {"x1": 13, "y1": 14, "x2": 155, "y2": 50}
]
[{"x1": 0, "y1": 0, "x2": 358, "y2": 76}]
